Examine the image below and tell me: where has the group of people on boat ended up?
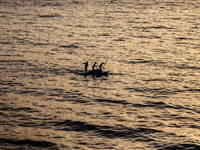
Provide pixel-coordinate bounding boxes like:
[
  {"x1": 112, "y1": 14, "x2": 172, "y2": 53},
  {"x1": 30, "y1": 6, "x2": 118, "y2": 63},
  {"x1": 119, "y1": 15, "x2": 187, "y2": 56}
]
[{"x1": 83, "y1": 61, "x2": 105, "y2": 73}]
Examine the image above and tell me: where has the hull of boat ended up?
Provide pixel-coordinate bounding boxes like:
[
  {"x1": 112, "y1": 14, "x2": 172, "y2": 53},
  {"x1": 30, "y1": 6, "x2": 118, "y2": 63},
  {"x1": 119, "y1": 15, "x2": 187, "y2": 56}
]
[{"x1": 80, "y1": 69, "x2": 109, "y2": 77}]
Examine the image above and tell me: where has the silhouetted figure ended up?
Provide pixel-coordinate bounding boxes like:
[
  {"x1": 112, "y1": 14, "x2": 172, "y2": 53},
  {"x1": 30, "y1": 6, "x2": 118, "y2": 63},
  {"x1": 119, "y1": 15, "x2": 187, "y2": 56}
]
[
  {"x1": 83, "y1": 61, "x2": 88, "y2": 73},
  {"x1": 92, "y1": 62, "x2": 97, "y2": 71},
  {"x1": 111, "y1": 0, "x2": 117, "y2": 3},
  {"x1": 99, "y1": 62, "x2": 105, "y2": 72}
]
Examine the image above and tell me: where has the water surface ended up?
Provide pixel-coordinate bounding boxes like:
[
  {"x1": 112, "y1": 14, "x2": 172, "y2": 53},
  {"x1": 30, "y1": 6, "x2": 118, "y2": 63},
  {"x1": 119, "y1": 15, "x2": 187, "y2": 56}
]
[{"x1": 0, "y1": 0, "x2": 200, "y2": 149}]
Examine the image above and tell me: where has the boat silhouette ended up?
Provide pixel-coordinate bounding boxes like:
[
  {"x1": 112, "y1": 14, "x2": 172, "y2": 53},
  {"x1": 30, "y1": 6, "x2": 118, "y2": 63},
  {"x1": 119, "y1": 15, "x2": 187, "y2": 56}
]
[
  {"x1": 81, "y1": 58, "x2": 109, "y2": 77},
  {"x1": 80, "y1": 69, "x2": 109, "y2": 77}
]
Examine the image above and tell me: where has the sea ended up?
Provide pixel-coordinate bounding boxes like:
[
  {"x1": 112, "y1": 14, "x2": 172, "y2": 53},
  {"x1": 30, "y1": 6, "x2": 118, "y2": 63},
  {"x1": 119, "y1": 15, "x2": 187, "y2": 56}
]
[{"x1": 0, "y1": 0, "x2": 200, "y2": 149}]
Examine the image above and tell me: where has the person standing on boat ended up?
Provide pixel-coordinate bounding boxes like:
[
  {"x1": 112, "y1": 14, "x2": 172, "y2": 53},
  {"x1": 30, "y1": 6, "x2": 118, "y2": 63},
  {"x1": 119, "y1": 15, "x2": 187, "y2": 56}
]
[
  {"x1": 83, "y1": 61, "x2": 88, "y2": 73},
  {"x1": 99, "y1": 62, "x2": 105, "y2": 72},
  {"x1": 92, "y1": 62, "x2": 97, "y2": 71}
]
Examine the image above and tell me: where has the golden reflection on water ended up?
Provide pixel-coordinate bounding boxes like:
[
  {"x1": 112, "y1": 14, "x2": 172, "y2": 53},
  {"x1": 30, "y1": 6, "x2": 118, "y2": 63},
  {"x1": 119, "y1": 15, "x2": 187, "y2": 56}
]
[{"x1": 0, "y1": 0, "x2": 200, "y2": 149}]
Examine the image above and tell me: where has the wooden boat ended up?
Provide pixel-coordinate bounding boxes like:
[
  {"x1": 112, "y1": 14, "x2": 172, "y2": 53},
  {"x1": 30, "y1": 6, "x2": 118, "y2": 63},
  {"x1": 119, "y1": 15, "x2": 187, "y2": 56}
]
[
  {"x1": 80, "y1": 69, "x2": 109, "y2": 77},
  {"x1": 81, "y1": 58, "x2": 109, "y2": 77}
]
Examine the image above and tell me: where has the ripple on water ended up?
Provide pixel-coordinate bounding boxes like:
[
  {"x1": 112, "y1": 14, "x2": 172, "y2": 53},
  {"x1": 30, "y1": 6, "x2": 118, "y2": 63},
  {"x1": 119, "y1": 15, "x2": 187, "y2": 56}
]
[
  {"x1": 158, "y1": 144, "x2": 200, "y2": 150},
  {"x1": 0, "y1": 138, "x2": 58, "y2": 149},
  {"x1": 48, "y1": 119, "x2": 161, "y2": 140}
]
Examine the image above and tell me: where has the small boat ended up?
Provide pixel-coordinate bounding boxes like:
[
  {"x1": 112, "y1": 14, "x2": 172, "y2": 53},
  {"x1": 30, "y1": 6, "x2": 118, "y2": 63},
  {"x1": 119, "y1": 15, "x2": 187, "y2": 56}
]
[
  {"x1": 81, "y1": 58, "x2": 110, "y2": 77},
  {"x1": 80, "y1": 69, "x2": 109, "y2": 77}
]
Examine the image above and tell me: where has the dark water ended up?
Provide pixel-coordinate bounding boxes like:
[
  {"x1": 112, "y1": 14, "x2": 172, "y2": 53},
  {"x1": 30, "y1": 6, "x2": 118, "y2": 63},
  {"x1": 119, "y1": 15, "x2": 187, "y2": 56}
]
[{"x1": 0, "y1": 0, "x2": 200, "y2": 149}]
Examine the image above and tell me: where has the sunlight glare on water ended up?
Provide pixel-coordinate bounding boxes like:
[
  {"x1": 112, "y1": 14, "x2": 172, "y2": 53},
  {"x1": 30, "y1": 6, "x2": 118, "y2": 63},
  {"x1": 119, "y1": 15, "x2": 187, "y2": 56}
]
[{"x1": 0, "y1": 0, "x2": 200, "y2": 149}]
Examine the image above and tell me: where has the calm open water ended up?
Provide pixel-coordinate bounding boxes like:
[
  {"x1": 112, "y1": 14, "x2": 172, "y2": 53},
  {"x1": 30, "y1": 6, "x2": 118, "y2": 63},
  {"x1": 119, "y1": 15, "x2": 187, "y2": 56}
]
[{"x1": 0, "y1": 0, "x2": 200, "y2": 149}]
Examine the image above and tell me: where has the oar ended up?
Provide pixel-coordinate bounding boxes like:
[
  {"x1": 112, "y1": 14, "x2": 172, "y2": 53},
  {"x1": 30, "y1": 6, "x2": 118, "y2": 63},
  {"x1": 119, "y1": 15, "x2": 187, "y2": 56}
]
[
  {"x1": 78, "y1": 59, "x2": 87, "y2": 68},
  {"x1": 103, "y1": 56, "x2": 109, "y2": 69}
]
